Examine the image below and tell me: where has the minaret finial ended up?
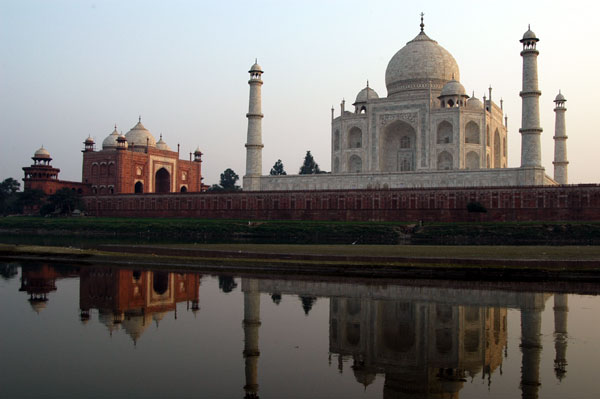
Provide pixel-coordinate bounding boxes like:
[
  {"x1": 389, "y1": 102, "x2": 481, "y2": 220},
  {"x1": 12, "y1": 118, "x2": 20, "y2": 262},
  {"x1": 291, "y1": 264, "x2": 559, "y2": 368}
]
[
  {"x1": 528, "y1": 23, "x2": 531, "y2": 30},
  {"x1": 138, "y1": 115, "x2": 141, "y2": 123},
  {"x1": 366, "y1": 80, "x2": 369, "y2": 88},
  {"x1": 114, "y1": 124, "x2": 117, "y2": 130},
  {"x1": 255, "y1": 57, "x2": 257, "y2": 64},
  {"x1": 420, "y1": 12, "x2": 425, "y2": 32}
]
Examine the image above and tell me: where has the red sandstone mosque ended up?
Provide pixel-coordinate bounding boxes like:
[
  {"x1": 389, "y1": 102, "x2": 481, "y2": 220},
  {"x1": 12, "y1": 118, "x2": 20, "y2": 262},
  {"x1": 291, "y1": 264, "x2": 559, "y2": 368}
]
[{"x1": 23, "y1": 117, "x2": 206, "y2": 195}]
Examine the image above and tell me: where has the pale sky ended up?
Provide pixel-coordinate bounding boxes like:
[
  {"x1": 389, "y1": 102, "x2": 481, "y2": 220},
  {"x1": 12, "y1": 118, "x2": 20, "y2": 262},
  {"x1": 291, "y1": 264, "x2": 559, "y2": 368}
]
[{"x1": 1, "y1": 0, "x2": 599, "y2": 186}]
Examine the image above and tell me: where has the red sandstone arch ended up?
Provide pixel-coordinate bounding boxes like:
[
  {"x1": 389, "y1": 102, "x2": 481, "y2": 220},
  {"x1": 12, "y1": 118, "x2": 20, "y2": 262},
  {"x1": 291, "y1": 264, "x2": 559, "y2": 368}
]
[{"x1": 155, "y1": 168, "x2": 170, "y2": 193}]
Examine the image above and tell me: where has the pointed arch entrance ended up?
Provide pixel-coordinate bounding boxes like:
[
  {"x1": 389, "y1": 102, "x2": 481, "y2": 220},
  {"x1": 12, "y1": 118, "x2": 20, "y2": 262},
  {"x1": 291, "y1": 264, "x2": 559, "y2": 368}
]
[{"x1": 155, "y1": 168, "x2": 170, "y2": 193}]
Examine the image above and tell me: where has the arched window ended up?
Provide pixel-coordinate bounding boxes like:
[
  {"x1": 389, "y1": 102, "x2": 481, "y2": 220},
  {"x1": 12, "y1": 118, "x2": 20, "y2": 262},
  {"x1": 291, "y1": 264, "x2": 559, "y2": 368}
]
[
  {"x1": 400, "y1": 136, "x2": 410, "y2": 149},
  {"x1": 348, "y1": 154, "x2": 362, "y2": 173},
  {"x1": 108, "y1": 186, "x2": 114, "y2": 194},
  {"x1": 333, "y1": 157, "x2": 340, "y2": 173},
  {"x1": 466, "y1": 151, "x2": 480, "y2": 169},
  {"x1": 155, "y1": 168, "x2": 170, "y2": 193},
  {"x1": 134, "y1": 181, "x2": 143, "y2": 193},
  {"x1": 437, "y1": 121, "x2": 453, "y2": 144},
  {"x1": 348, "y1": 127, "x2": 362, "y2": 149},
  {"x1": 108, "y1": 163, "x2": 115, "y2": 177},
  {"x1": 486, "y1": 126, "x2": 490, "y2": 146},
  {"x1": 92, "y1": 164, "x2": 99, "y2": 177},
  {"x1": 180, "y1": 186, "x2": 187, "y2": 193},
  {"x1": 437, "y1": 151, "x2": 453, "y2": 170},
  {"x1": 465, "y1": 121, "x2": 480, "y2": 144},
  {"x1": 100, "y1": 163, "x2": 107, "y2": 176},
  {"x1": 486, "y1": 154, "x2": 491, "y2": 168}
]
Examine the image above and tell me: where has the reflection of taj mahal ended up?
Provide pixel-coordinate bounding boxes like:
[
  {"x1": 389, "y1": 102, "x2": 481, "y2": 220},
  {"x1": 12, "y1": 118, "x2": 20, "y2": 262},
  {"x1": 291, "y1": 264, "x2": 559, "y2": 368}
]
[
  {"x1": 329, "y1": 298, "x2": 507, "y2": 397},
  {"x1": 243, "y1": 279, "x2": 569, "y2": 399}
]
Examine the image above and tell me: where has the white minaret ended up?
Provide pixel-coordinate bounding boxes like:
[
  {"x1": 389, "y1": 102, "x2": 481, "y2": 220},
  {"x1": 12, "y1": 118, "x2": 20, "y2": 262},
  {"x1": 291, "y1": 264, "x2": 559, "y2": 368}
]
[
  {"x1": 243, "y1": 60, "x2": 264, "y2": 191},
  {"x1": 553, "y1": 92, "x2": 568, "y2": 184},
  {"x1": 519, "y1": 26, "x2": 543, "y2": 168}
]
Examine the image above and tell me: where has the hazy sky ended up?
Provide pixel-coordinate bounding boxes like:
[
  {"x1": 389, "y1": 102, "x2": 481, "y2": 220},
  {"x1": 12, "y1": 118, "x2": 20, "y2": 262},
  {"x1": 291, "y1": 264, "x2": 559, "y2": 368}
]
[{"x1": 1, "y1": 0, "x2": 599, "y2": 186}]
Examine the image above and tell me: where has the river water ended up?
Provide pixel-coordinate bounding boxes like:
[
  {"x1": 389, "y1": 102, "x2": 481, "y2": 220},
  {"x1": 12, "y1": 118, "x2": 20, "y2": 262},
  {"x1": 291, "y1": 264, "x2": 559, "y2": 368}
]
[{"x1": 1, "y1": 261, "x2": 599, "y2": 399}]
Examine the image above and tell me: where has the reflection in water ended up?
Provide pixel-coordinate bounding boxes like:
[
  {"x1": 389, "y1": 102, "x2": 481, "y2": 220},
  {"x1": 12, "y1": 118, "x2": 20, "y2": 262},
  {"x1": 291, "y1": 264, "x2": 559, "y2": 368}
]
[
  {"x1": 79, "y1": 266, "x2": 201, "y2": 343},
  {"x1": 10, "y1": 263, "x2": 581, "y2": 398}
]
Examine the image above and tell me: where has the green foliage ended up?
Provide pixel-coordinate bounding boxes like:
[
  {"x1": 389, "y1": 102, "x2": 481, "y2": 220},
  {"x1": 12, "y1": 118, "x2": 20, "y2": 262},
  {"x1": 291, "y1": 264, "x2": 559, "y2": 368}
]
[
  {"x1": 219, "y1": 168, "x2": 241, "y2": 191},
  {"x1": 45, "y1": 188, "x2": 84, "y2": 215},
  {"x1": 18, "y1": 189, "x2": 45, "y2": 209},
  {"x1": 0, "y1": 178, "x2": 21, "y2": 215},
  {"x1": 270, "y1": 159, "x2": 287, "y2": 176},
  {"x1": 299, "y1": 151, "x2": 321, "y2": 174},
  {"x1": 466, "y1": 201, "x2": 487, "y2": 213}
]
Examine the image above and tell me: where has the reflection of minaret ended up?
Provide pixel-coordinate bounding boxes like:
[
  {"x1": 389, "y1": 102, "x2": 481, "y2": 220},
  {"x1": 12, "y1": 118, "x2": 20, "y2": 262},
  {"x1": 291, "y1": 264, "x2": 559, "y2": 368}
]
[
  {"x1": 242, "y1": 279, "x2": 261, "y2": 399},
  {"x1": 520, "y1": 296, "x2": 544, "y2": 399},
  {"x1": 553, "y1": 294, "x2": 568, "y2": 381}
]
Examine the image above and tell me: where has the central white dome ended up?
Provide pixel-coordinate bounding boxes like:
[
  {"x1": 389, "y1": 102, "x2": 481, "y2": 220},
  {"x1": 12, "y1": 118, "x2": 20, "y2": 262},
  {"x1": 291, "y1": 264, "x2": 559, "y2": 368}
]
[
  {"x1": 125, "y1": 120, "x2": 156, "y2": 148},
  {"x1": 385, "y1": 31, "x2": 460, "y2": 97}
]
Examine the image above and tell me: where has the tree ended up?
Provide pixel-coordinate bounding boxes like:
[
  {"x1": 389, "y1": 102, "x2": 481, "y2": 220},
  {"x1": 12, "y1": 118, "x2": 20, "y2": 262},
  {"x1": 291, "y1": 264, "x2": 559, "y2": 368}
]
[
  {"x1": 269, "y1": 159, "x2": 287, "y2": 176},
  {"x1": 46, "y1": 188, "x2": 83, "y2": 215},
  {"x1": 18, "y1": 189, "x2": 45, "y2": 212},
  {"x1": 219, "y1": 168, "x2": 241, "y2": 191},
  {"x1": 299, "y1": 151, "x2": 321, "y2": 174},
  {"x1": 0, "y1": 177, "x2": 21, "y2": 215}
]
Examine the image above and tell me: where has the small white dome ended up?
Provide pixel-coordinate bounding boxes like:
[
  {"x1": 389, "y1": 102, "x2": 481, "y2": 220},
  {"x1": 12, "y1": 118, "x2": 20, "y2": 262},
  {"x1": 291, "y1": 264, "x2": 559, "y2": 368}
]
[
  {"x1": 34, "y1": 146, "x2": 51, "y2": 159},
  {"x1": 194, "y1": 146, "x2": 202, "y2": 155},
  {"x1": 440, "y1": 79, "x2": 466, "y2": 97},
  {"x1": 354, "y1": 86, "x2": 379, "y2": 103},
  {"x1": 125, "y1": 119, "x2": 156, "y2": 148},
  {"x1": 466, "y1": 96, "x2": 483, "y2": 109},
  {"x1": 156, "y1": 134, "x2": 170, "y2": 151},
  {"x1": 102, "y1": 126, "x2": 120, "y2": 150},
  {"x1": 249, "y1": 60, "x2": 263, "y2": 73},
  {"x1": 522, "y1": 27, "x2": 538, "y2": 41},
  {"x1": 555, "y1": 91, "x2": 566, "y2": 102},
  {"x1": 84, "y1": 136, "x2": 95, "y2": 144}
]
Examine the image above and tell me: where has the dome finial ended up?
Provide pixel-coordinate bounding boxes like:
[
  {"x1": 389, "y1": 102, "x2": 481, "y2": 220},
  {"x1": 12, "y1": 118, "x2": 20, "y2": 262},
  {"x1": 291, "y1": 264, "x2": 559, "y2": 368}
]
[
  {"x1": 366, "y1": 80, "x2": 369, "y2": 88},
  {"x1": 420, "y1": 12, "x2": 425, "y2": 32},
  {"x1": 138, "y1": 115, "x2": 141, "y2": 123}
]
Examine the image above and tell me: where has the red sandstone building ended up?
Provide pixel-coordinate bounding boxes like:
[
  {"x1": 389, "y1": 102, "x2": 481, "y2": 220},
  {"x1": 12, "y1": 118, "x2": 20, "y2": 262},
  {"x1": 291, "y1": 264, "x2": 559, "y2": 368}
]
[{"x1": 23, "y1": 118, "x2": 206, "y2": 196}]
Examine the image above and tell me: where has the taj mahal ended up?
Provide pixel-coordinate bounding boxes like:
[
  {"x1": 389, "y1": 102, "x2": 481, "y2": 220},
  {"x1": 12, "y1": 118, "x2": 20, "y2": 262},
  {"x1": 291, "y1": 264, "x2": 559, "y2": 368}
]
[{"x1": 243, "y1": 17, "x2": 568, "y2": 191}]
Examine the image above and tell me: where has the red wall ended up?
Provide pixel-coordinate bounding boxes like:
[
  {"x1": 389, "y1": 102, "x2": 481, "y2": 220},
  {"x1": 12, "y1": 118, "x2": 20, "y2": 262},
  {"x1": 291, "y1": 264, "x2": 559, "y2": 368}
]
[{"x1": 83, "y1": 184, "x2": 600, "y2": 222}]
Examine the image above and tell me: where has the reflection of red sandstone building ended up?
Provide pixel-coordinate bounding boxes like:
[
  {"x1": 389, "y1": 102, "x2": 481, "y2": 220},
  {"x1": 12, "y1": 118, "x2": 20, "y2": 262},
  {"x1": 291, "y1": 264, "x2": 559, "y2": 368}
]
[
  {"x1": 79, "y1": 266, "x2": 200, "y2": 343},
  {"x1": 19, "y1": 264, "x2": 80, "y2": 314},
  {"x1": 23, "y1": 119, "x2": 206, "y2": 196}
]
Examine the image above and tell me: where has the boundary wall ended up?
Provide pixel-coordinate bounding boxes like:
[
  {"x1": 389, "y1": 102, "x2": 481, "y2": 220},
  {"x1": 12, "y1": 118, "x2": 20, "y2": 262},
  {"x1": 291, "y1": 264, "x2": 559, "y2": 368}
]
[{"x1": 83, "y1": 184, "x2": 600, "y2": 222}]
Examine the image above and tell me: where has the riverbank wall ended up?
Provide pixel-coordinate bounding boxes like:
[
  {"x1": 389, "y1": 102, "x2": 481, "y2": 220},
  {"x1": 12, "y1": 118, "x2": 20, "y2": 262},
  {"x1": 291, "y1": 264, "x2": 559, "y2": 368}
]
[{"x1": 82, "y1": 184, "x2": 600, "y2": 222}]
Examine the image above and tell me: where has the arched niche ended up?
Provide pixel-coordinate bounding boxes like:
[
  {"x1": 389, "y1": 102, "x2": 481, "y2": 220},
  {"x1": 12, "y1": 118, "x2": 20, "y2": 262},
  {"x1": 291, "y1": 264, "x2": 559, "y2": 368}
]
[
  {"x1": 155, "y1": 168, "x2": 170, "y2": 193},
  {"x1": 437, "y1": 121, "x2": 453, "y2": 144},
  {"x1": 437, "y1": 151, "x2": 453, "y2": 170},
  {"x1": 381, "y1": 120, "x2": 416, "y2": 172},
  {"x1": 494, "y1": 129, "x2": 501, "y2": 168},
  {"x1": 466, "y1": 151, "x2": 480, "y2": 170},
  {"x1": 349, "y1": 154, "x2": 362, "y2": 173},
  {"x1": 348, "y1": 127, "x2": 362, "y2": 149},
  {"x1": 152, "y1": 271, "x2": 169, "y2": 295},
  {"x1": 465, "y1": 121, "x2": 480, "y2": 144},
  {"x1": 333, "y1": 157, "x2": 340, "y2": 173},
  {"x1": 134, "y1": 181, "x2": 143, "y2": 193}
]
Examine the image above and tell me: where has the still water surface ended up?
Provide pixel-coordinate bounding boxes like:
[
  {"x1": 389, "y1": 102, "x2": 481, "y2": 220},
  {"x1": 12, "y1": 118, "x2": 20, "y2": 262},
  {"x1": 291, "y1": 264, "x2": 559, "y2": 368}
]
[{"x1": 1, "y1": 261, "x2": 600, "y2": 398}]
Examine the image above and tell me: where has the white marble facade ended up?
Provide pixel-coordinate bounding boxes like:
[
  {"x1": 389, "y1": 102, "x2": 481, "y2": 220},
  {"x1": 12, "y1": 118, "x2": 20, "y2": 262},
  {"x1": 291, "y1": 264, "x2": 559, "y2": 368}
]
[{"x1": 244, "y1": 21, "x2": 558, "y2": 191}]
